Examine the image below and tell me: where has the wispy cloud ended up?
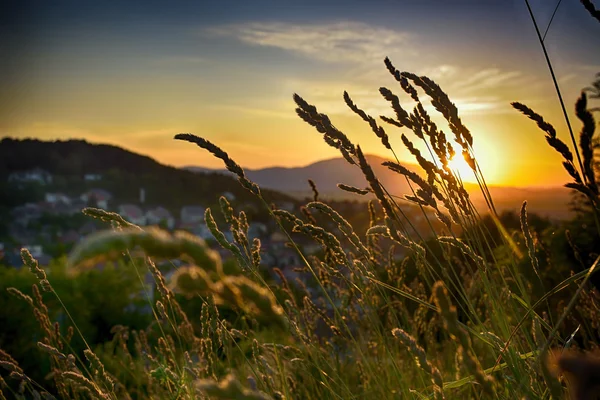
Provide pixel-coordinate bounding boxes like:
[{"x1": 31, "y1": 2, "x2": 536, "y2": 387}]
[
  {"x1": 450, "y1": 97, "x2": 511, "y2": 114},
  {"x1": 451, "y1": 69, "x2": 524, "y2": 93},
  {"x1": 202, "y1": 20, "x2": 557, "y2": 117},
  {"x1": 421, "y1": 65, "x2": 461, "y2": 80},
  {"x1": 285, "y1": 76, "x2": 523, "y2": 117},
  {"x1": 208, "y1": 21, "x2": 415, "y2": 64}
]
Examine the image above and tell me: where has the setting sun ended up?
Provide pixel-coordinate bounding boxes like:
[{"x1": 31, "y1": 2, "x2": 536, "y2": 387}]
[{"x1": 447, "y1": 154, "x2": 477, "y2": 184}]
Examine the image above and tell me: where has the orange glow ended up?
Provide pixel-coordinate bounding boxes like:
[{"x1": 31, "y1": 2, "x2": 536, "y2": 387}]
[{"x1": 447, "y1": 154, "x2": 477, "y2": 184}]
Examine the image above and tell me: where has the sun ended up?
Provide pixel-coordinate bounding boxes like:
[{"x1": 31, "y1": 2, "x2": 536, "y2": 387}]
[{"x1": 447, "y1": 154, "x2": 477, "y2": 184}]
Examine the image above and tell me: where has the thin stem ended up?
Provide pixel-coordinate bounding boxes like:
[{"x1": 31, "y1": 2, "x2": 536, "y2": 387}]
[
  {"x1": 542, "y1": 0, "x2": 563, "y2": 42},
  {"x1": 524, "y1": 0, "x2": 586, "y2": 183}
]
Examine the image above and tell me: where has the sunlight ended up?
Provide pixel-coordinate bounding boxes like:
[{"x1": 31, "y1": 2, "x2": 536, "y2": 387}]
[{"x1": 447, "y1": 154, "x2": 477, "y2": 184}]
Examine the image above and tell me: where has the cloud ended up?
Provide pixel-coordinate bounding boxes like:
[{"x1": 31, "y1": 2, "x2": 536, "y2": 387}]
[
  {"x1": 450, "y1": 97, "x2": 510, "y2": 114},
  {"x1": 205, "y1": 20, "x2": 553, "y2": 116},
  {"x1": 421, "y1": 64, "x2": 461, "y2": 80},
  {"x1": 285, "y1": 76, "x2": 520, "y2": 117},
  {"x1": 452, "y1": 69, "x2": 524, "y2": 93},
  {"x1": 208, "y1": 21, "x2": 415, "y2": 64}
]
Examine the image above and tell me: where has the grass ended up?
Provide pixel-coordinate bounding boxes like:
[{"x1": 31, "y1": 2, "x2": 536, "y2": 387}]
[{"x1": 1, "y1": 12, "x2": 600, "y2": 399}]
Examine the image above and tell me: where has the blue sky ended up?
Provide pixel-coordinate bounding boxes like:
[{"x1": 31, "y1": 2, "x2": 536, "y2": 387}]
[{"x1": 2, "y1": 0, "x2": 599, "y2": 186}]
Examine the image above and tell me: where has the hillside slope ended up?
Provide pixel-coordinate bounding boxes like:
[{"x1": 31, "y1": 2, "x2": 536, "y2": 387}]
[
  {"x1": 186, "y1": 155, "x2": 421, "y2": 198},
  {"x1": 0, "y1": 138, "x2": 296, "y2": 213}
]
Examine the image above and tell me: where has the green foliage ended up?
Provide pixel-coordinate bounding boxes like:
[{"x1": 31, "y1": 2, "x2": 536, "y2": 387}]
[{"x1": 0, "y1": 257, "x2": 152, "y2": 387}]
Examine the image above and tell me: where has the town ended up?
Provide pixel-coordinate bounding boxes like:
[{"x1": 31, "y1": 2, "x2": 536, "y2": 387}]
[
  {"x1": 3, "y1": 167, "x2": 309, "y2": 273},
  {"x1": 1, "y1": 165, "x2": 440, "y2": 285}
]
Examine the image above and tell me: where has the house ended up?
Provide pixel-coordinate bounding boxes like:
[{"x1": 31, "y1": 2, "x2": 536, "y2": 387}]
[
  {"x1": 84, "y1": 173, "x2": 102, "y2": 181},
  {"x1": 181, "y1": 206, "x2": 206, "y2": 225},
  {"x1": 118, "y1": 204, "x2": 146, "y2": 226},
  {"x1": 45, "y1": 193, "x2": 71, "y2": 205},
  {"x1": 80, "y1": 189, "x2": 112, "y2": 209},
  {"x1": 8, "y1": 168, "x2": 53, "y2": 185},
  {"x1": 146, "y1": 207, "x2": 175, "y2": 229},
  {"x1": 188, "y1": 224, "x2": 213, "y2": 240},
  {"x1": 23, "y1": 244, "x2": 44, "y2": 259}
]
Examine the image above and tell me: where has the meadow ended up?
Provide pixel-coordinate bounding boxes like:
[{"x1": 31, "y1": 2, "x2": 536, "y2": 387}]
[{"x1": 1, "y1": 4, "x2": 600, "y2": 400}]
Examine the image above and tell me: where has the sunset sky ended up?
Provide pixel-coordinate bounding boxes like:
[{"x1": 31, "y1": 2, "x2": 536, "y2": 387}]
[{"x1": 2, "y1": 0, "x2": 599, "y2": 187}]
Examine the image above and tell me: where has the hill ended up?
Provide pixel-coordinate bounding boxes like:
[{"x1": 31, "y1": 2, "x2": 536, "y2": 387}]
[
  {"x1": 185, "y1": 155, "x2": 421, "y2": 199},
  {"x1": 0, "y1": 138, "x2": 297, "y2": 216},
  {"x1": 186, "y1": 155, "x2": 574, "y2": 219}
]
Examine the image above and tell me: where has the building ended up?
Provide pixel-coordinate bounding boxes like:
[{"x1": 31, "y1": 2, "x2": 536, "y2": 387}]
[
  {"x1": 45, "y1": 193, "x2": 71, "y2": 204},
  {"x1": 22, "y1": 244, "x2": 43, "y2": 258},
  {"x1": 80, "y1": 189, "x2": 112, "y2": 209},
  {"x1": 146, "y1": 207, "x2": 175, "y2": 229},
  {"x1": 189, "y1": 224, "x2": 213, "y2": 240},
  {"x1": 8, "y1": 168, "x2": 53, "y2": 185},
  {"x1": 84, "y1": 173, "x2": 102, "y2": 181},
  {"x1": 180, "y1": 206, "x2": 206, "y2": 225},
  {"x1": 118, "y1": 204, "x2": 146, "y2": 226}
]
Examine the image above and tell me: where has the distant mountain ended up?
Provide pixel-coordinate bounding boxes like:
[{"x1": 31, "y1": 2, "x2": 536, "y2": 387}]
[
  {"x1": 0, "y1": 138, "x2": 296, "y2": 213},
  {"x1": 186, "y1": 155, "x2": 422, "y2": 198},
  {"x1": 186, "y1": 155, "x2": 574, "y2": 219}
]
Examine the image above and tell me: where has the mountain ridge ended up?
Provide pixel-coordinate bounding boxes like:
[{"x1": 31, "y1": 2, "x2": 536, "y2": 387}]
[
  {"x1": 185, "y1": 154, "x2": 422, "y2": 195},
  {"x1": 185, "y1": 155, "x2": 574, "y2": 219}
]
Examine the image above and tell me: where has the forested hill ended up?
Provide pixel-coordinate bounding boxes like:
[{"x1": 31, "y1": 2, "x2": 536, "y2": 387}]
[
  {"x1": 0, "y1": 138, "x2": 296, "y2": 213},
  {"x1": 1, "y1": 138, "x2": 170, "y2": 177}
]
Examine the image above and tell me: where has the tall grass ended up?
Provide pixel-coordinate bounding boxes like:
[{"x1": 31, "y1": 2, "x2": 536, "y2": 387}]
[{"x1": 2, "y1": 36, "x2": 600, "y2": 400}]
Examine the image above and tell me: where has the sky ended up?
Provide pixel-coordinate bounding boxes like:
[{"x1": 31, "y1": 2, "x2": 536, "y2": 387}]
[{"x1": 1, "y1": 0, "x2": 599, "y2": 187}]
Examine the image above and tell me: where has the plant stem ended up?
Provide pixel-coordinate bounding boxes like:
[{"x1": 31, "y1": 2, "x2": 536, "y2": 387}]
[
  {"x1": 524, "y1": 0, "x2": 587, "y2": 183},
  {"x1": 542, "y1": 0, "x2": 563, "y2": 41}
]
